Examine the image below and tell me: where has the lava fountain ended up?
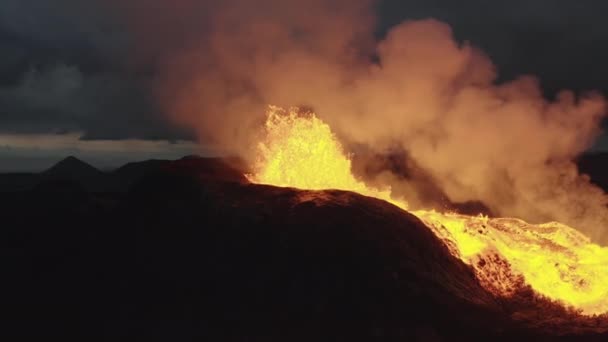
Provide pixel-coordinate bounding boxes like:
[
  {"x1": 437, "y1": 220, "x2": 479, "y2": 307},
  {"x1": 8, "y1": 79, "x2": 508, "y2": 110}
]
[{"x1": 248, "y1": 105, "x2": 608, "y2": 316}]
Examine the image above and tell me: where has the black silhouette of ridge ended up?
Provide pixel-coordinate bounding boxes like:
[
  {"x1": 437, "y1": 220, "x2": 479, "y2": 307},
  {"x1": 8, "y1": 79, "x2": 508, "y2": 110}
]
[
  {"x1": 1, "y1": 155, "x2": 607, "y2": 340},
  {"x1": 43, "y1": 156, "x2": 100, "y2": 174},
  {"x1": 40, "y1": 156, "x2": 110, "y2": 192}
]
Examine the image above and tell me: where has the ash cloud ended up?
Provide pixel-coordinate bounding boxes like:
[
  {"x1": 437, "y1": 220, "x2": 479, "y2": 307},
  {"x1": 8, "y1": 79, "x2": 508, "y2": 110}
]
[{"x1": 117, "y1": 0, "x2": 608, "y2": 242}]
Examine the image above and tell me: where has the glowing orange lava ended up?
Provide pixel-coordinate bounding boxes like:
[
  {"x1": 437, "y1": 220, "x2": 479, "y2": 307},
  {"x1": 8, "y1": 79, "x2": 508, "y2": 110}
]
[{"x1": 248, "y1": 106, "x2": 608, "y2": 316}]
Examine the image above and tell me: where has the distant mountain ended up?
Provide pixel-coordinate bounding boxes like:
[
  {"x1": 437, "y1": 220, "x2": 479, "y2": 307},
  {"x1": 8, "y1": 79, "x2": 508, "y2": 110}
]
[
  {"x1": 42, "y1": 156, "x2": 101, "y2": 177},
  {"x1": 41, "y1": 156, "x2": 112, "y2": 192},
  {"x1": 0, "y1": 155, "x2": 248, "y2": 193}
]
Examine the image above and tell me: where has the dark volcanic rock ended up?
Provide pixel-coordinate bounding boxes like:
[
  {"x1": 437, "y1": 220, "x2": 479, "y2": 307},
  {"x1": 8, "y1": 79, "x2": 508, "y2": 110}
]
[
  {"x1": 113, "y1": 156, "x2": 247, "y2": 192},
  {"x1": 161, "y1": 155, "x2": 248, "y2": 182},
  {"x1": 0, "y1": 172, "x2": 37, "y2": 192},
  {"x1": 113, "y1": 159, "x2": 168, "y2": 189},
  {"x1": 2, "y1": 161, "x2": 607, "y2": 340}
]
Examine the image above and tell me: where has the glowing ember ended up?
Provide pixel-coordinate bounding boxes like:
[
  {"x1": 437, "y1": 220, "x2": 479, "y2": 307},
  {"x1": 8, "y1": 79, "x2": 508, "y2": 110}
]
[{"x1": 249, "y1": 106, "x2": 608, "y2": 316}]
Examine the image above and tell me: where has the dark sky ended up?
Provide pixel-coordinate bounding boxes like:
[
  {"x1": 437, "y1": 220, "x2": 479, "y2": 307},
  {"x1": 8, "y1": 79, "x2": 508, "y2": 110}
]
[
  {"x1": 2, "y1": 0, "x2": 608, "y2": 170},
  {"x1": 379, "y1": 0, "x2": 608, "y2": 95}
]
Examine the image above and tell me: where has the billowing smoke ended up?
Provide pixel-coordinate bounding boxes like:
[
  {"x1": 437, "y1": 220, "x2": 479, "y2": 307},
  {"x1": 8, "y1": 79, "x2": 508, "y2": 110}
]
[{"x1": 114, "y1": 0, "x2": 608, "y2": 242}]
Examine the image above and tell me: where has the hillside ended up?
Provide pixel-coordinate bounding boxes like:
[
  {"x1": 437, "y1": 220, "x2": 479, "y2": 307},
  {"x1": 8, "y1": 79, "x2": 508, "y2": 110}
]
[{"x1": 2, "y1": 159, "x2": 607, "y2": 340}]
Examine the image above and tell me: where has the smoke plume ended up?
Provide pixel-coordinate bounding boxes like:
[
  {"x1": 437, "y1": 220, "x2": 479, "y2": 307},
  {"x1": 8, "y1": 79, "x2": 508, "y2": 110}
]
[{"x1": 115, "y1": 0, "x2": 608, "y2": 242}]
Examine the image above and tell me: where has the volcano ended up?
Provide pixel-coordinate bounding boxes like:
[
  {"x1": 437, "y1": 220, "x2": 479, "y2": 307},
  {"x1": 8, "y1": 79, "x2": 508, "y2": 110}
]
[
  {"x1": 41, "y1": 156, "x2": 111, "y2": 192},
  {"x1": 2, "y1": 154, "x2": 607, "y2": 340}
]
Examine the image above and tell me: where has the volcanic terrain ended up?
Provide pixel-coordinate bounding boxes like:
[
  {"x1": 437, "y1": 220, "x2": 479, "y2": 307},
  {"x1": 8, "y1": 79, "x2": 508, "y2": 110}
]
[{"x1": 2, "y1": 156, "x2": 608, "y2": 340}]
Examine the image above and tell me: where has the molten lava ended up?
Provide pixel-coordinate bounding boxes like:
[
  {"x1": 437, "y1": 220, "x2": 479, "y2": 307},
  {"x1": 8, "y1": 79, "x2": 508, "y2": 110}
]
[
  {"x1": 248, "y1": 106, "x2": 608, "y2": 316},
  {"x1": 249, "y1": 106, "x2": 405, "y2": 208}
]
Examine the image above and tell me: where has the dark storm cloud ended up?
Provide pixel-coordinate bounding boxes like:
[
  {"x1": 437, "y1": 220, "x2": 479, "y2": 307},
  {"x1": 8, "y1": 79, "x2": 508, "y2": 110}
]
[
  {"x1": 0, "y1": 0, "x2": 192, "y2": 141},
  {"x1": 1, "y1": 0, "x2": 608, "y2": 142},
  {"x1": 0, "y1": 63, "x2": 189, "y2": 140}
]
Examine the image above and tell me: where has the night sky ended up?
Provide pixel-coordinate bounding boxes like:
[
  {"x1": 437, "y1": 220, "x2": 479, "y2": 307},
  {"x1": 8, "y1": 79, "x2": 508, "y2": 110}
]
[{"x1": 1, "y1": 0, "x2": 608, "y2": 171}]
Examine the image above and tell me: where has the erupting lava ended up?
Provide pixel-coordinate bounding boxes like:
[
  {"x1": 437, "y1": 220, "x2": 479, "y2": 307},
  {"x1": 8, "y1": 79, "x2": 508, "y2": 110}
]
[{"x1": 248, "y1": 106, "x2": 608, "y2": 316}]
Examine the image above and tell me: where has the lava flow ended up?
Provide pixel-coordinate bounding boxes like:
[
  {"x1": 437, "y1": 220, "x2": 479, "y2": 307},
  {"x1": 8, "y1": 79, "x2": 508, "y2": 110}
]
[{"x1": 248, "y1": 105, "x2": 608, "y2": 316}]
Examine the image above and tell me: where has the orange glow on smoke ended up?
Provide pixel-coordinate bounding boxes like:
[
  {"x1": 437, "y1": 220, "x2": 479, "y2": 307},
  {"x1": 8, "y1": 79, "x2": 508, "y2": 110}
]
[{"x1": 248, "y1": 106, "x2": 608, "y2": 316}]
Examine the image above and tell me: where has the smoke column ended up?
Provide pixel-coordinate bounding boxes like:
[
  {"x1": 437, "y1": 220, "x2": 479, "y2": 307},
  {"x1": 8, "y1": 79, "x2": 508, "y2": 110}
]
[{"x1": 113, "y1": 0, "x2": 608, "y2": 242}]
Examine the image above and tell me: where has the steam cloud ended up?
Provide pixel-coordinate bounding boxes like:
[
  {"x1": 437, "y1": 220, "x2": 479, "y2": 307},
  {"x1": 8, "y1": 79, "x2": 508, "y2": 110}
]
[{"x1": 116, "y1": 0, "x2": 608, "y2": 242}]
